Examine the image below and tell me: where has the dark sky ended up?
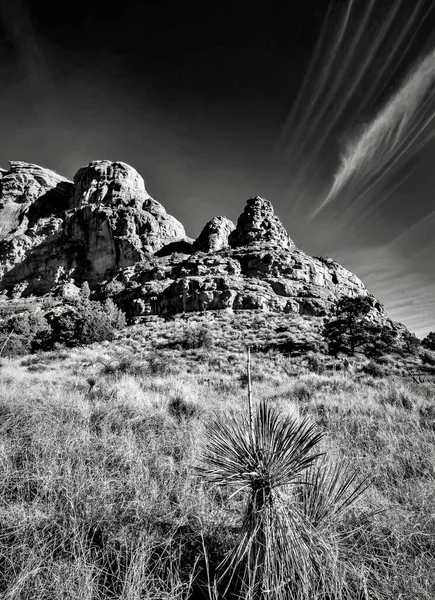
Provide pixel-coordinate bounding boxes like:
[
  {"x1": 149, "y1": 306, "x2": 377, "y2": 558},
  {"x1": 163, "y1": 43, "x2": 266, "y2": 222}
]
[{"x1": 0, "y1": 0, "x2": 434, "y2": 337}]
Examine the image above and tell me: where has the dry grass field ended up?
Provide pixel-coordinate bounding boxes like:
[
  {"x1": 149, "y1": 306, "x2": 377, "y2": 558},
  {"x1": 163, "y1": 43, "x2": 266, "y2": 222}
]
[{"x1": 0, "y1": 315, "x2": 434, "y2": 598}]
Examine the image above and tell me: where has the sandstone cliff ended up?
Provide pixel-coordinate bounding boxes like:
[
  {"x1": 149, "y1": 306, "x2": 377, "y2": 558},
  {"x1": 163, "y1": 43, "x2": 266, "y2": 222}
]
[
  {"x1": 0, "y1": 160, "x2": 186, "y2": 295},
  {"x1": 0, "y1": 159, "x2": 388, "y2": 326}
]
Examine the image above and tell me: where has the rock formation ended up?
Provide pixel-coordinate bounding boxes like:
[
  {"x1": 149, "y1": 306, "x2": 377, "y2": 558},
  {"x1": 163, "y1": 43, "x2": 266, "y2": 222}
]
[
  {"x1": 0, "y1": 159, "x2": 391, "y2": 329},
  {"x1": 229, "y1": 196, "x2": 294, "y2": 249},
  {"x1": 0, "y1": 160, "x2": 186, "y2": 295},
  {"x1": 195, "y1": 216, "x2": 235, "y2": 252}
]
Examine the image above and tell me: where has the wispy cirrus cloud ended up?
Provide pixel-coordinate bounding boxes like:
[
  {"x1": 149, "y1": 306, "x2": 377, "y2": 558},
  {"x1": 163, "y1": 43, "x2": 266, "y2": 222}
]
[{"x1": 314, "y1": 46, "x2": 435, "y2": 216}]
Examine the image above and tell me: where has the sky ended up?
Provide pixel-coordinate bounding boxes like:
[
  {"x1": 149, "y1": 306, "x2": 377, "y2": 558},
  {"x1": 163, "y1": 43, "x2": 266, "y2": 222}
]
[{"x1": 0, "y1": 0, "x2": 434, "y2": 337}]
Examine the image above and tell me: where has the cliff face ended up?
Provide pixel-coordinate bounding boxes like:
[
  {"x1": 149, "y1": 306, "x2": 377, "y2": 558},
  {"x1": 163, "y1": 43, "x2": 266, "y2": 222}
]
[
  {"x1": 0, "y1": 160, "x2": 186, "y2": 295},
  {"x1": 0, "y1": 159, "x2": 387, "y2": 325}
]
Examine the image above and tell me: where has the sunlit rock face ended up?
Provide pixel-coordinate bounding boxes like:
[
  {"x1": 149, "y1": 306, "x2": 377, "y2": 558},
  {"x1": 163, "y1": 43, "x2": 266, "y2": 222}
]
[
  {"x1": 195, "y1": 216, "x2": 235, "y2": 252},
  {"x1": 0, "y1": 160, "x2": 389, "y2": 328},
  {"x1": 229, "y1": 196, "x2": 294, "y2": 249},
  {"x1": 70, "y1": 160, "x2": 151, "y2": 209},
  {"x1": 0, "y1": 160, "x2": 186, "y2": 295},
  {"x1": 108, "y1": 198, "x2": 386, "y2": 323}
]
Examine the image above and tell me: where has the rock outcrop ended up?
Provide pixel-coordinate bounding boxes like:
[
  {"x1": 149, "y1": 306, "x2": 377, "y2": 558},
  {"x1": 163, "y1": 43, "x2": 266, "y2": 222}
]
[
  {"x1": 195, "y1": 216, "x2": 235, "y2": 252},
  {"x1": 229, "y1": 196, "x2": 294, "y2": 249},
  {"x1": 111, "y1": 242, "x2": 384, "y2": 321},
  {"x1": 0, "y1": 159, "x2": 392, "y2": 330},
  {"x1": 0, "y1": 160, "x2": 186, "y2": 295}
]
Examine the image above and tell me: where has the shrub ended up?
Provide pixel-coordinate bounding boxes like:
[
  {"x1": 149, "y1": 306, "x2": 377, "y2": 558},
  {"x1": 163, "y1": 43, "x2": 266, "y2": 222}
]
[
  {"x1": 0, "y1": 310, "x2": 50, "y2": 355},
  {"x1": 292, "y1": 381, "x2": 314, "y2": 403},
  {"x1": 47, "y1": 298, "x2": 126, "y2": 348},
  {"x1": 101, "y1": 354, "x2": 148, "y2": 377},
  {"x1": 168, "y1": 396, "x2": 199, "y2": 420},
  {"x1": 401, "y1": 331, "x2": 420, "y2": 355},
  {"x1": 422, "y1": 331, "x2": 435, "y2": 352},
  {"x1": 419, "y1": 405, "x2": 435, "y2": 430},
  {"x1": 362, "y1": 360, "x2": 385, "y2": 378},
  {"x1": 421, "y1": 349, "x2": 435, "y2": 366},
  {"x1": 306, "y1": 352, "x2": 325, "y2": 374},
  {"x1": 381, "y1": 385, "x2": 414, "y2": 410},
  {"x1": 181, "y1": 325, "x2": 213, "y2": 350},
  {"x1": 0, "y1": 332, "x2": 29, "y2": 358}
]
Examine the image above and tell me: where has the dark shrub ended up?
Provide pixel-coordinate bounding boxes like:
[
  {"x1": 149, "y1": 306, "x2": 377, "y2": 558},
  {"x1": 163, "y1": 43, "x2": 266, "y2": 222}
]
[
  {"x1": 421, "y1": 349, "x2": 435, "y2": 366},
  {"x1": 0, "y1": 310, "x2": 51, "y2": 356},
  {"x1": 181, "y1": 326, "x2": 213, "y2": 350},
  {"x1": 292, "y1": 382, "x2": 313, "y2": 403},
  {"x1": 381, "y1": 387, "x2": 414, "y2": 411},
  {"x1": 168, "y1": 396, "x2": 198, "y2": 420},
  {"x1": 0, "y1": 332, "x2": 29, "y2": 358},
  {"x1": 419, "y1": 405, "x2": 435, "y2": 430},
  {"x1": 422, "y1": 331, "x2": 435, "y2": 352},
  {"x1": 362, "y1": 360, "x2": 385, "y2": 378},
  {"x1": 47, "y1": 299, "x2": 126, "y2": 348},
  {"x1": 306, "y1": 353, "x2": 325, "y2": 374}
]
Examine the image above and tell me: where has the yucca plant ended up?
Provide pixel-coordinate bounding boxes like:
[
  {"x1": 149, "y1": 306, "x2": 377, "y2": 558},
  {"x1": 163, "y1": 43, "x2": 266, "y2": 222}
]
[{"x1": 199, "y1": 399, "x2": 369, "y2": 599}]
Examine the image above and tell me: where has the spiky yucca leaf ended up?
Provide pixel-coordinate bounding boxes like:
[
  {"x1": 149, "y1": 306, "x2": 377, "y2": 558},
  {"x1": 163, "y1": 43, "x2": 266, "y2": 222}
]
[
  {"x1": 298, "y1": 455, "x2": 370, "y2": 530},
  {"x1": 199, "y1": 402, "x2": 323, "y2": 493},
  {"x1": 199, "y1": 401, "x2": 327, "y2": 597},
  {"x1": 199, "y1": 401, "x2": 369, "y2": 598}
]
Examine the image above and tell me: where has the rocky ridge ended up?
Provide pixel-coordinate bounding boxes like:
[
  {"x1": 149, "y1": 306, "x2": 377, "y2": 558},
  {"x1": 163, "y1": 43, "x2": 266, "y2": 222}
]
[{"x1": 0, "y1": 159, "x2": 390, "y2": 327}]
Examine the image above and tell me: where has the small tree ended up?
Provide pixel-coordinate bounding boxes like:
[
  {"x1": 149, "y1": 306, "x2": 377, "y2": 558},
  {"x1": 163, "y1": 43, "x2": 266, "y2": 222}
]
[
  {"x1": 324, "y1": 296, "x2": 373, "y2": 355},
  {"x1": 401, "y1": 330, "x2": 420, "y2": 355},
  {"x1": 364, "y1": 325, "x2": 398, "y2": 359},
  {"x1": 422, "y1": 331, "x2": 435, "y2": 352}
]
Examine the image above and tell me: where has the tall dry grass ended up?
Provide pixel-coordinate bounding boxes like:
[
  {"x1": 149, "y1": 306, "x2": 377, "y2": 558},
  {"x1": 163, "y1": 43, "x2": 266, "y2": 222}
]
[{"x1": 0, "y1": 347, "x2": 434, "y2": 598}]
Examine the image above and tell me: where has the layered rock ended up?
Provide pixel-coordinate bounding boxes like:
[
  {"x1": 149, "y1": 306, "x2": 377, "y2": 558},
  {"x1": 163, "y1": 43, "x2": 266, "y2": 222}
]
[
  {"x1": 0, "y1": 160, "x2": 391, "y2": 331},
  {"x1": 106, "y1": 197, "x2": 385, "y2": 322},
  {"x1": 229, "y1": 196, "x2": 294, "y2": 249},
  {"x1": 113, "y1": 244, "x2": 384, "y2": 321}
]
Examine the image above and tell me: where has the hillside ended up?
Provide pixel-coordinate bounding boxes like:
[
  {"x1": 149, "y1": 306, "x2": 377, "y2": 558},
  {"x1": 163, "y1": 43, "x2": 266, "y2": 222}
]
[{"x1": 0, "y1": 159, "x2": 434, "y2": 599}]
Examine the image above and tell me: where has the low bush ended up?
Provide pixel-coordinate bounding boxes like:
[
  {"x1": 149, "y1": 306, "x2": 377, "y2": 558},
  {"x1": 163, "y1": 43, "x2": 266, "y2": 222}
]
[
  {"x1": 306, "y1": 352, "x2": 325, "y2": 374},
  {"x1": 362, "y1": 360, "x2": 385, "y2": 378},
  {"x1": 47, "y1": 298, "x2": 126, "y2": 348},
  {"x1": 167, "y1": 396, "x2": 199, "y2": 420},
  {"x1": 181, "y1": 326, "x2": 213, "y2": 350}
]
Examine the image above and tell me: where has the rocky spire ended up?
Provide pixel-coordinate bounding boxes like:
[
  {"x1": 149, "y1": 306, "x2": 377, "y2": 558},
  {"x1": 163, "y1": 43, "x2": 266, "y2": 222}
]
[
  {"x1": 195, "y1": 215, "x2": 235, "y2": 252},
  {"x1": 228, "y1": 196, "x2": 294, "y2": 249}
]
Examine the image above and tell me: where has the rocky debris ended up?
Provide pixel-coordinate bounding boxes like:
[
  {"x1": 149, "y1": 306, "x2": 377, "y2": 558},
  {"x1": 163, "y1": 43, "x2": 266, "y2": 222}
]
[
  {"x1": 195, "y1": 216, "x2": 235, "y2": 252},
  {"x1": 229, "y1": 196, "x2": 294, "y2": 249}
]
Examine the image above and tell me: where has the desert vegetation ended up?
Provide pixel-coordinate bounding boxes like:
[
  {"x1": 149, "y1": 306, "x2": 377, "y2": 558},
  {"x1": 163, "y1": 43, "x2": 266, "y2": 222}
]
[
  {"x1": 0, "y1": 286, "x2": 126, "y2": 357},
  {"x1": 0, "y1": 318, "x2": 434, "y2": 599}
]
